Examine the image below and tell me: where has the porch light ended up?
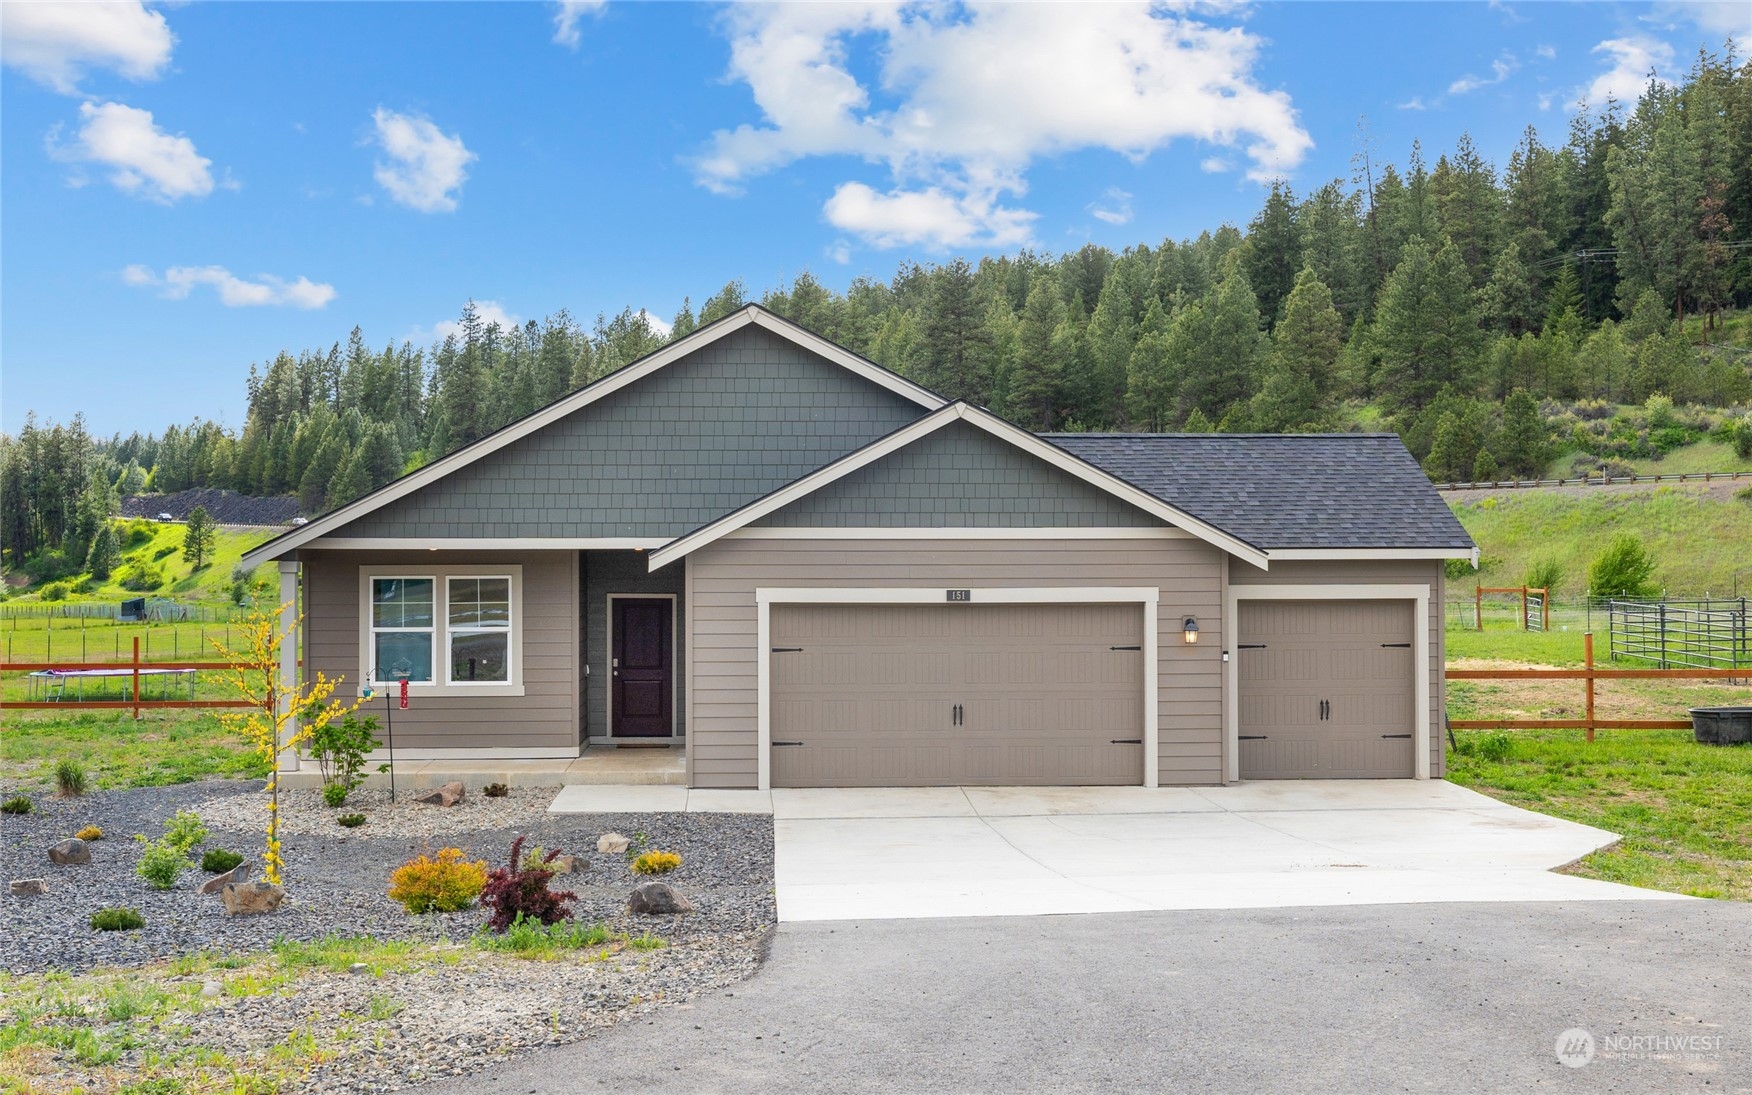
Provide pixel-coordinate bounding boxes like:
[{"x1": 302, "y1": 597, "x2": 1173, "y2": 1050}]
[{"x1": 1182, "y1": 616, "x2": 1200, "y2": 644}]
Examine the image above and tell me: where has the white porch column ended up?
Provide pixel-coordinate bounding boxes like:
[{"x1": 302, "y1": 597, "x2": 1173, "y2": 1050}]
[{"x1": 277, "y1": 560, "x2": 301, "y2": 773}]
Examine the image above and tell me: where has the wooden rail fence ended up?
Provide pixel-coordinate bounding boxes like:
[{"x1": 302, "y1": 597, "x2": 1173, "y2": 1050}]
[
  {"x1": 1446, "y1": 634, "x2": 1748, "y2": 741},
  {"x1": 0, "y1": 637, "x2": 270, "y2": 720}
]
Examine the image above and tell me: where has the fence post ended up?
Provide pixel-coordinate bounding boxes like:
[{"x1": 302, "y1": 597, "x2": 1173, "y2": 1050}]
[
  {"x1": 131, "y1": 636, "x2": 141, "y2": 722},
  {"x1": 1659, "y1": 603, "x2": 1668, "y2": 669},
  {"x1": 1521, "y1": 585, "x2": 1529, "y2": 631},
  {"x1": 1476, "y1": 584, "x2": 1482, "y2": 631},
  {"x1": 1584, "y1": 633, "x2": 1595, "y2": 743},
  {"x1": 1542, "y1": 588, "x2": 1550, "y2": 633}
]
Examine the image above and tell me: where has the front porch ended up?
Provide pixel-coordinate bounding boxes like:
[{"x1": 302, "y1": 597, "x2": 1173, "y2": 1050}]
[{"x1": 277, "y1": 743, "x2": 685, "y2": 790}]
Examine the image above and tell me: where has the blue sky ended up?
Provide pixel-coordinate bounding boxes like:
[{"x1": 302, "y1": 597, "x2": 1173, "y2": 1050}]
[{"x1": 1, "y1": 1, "x2": 1743, "y2": 435}]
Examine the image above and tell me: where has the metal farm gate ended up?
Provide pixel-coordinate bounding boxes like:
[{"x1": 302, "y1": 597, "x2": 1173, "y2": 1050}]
[{"x1": 1607, "y1": 599, "x2": 1752, "y2": 669}]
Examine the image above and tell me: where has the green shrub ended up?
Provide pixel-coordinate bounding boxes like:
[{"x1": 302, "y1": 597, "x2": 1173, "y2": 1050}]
[
  {"x1": 1588, "y1": 533, "x2": 1659, "y2": 599},
  {"x1": 118, "y1": 562, "x2": 165, "y2": 592},
  {"x1": 90, "y1": 907, "x2": 145, "y2": 932},
  {"x1": 161, "y1": 810, "x2": 209, "y2": 854},
  {"x1": 1476, "y1": 732, "x2": 1514, "y2": 763},
  {"x1": 1734, "y1": 416, "x2": 1752, "y2": 460},
  {"x1": 387, "y1": 848, "x2": 487, "y2": 914},
  {"x1": 338, "y1": 813, "x2": 366, "y2": 828},
  {"x1": 631, "y1": 850, "x2": 681, "y2": 876},
  {"x1": 201, "y1": 848, "x2": 244, "y2": 873},
  {"x1": 75, "y1": 825, "x2": 104, "y2": 841},
  {"x1": 483, "y1": 782, "x2": 510, "y2": 798},
  {"x1": 472, "y1": 914, "x2": 611, "y2": 956},
  {"x1": 54, "y1": 759, "x2": 88, "y2": 798},
  {"x1": 1523, "y1": 558, "x2": 1563, "y2": 595},
  {"x1": 39, "y1": 582, "x2": 71, "y2": 602},
  {"x1": 308, "y1": 713, "x2": 379, "y2": 803},
  {"x1": 72, "y1": 576, "x2": 99, "y2": 594},
  {"x1": 135, "y1": 838, "x2": 191, "y2": 890},
  {"x1": 2, "y1": 795, "x2": 34, "y2": 815},
  {"x1": 322, "y1": 782, "x2": 349, "y2": 808},
  {"x1": 628, "y1": 932, "x2": 667, "y2": 951}
]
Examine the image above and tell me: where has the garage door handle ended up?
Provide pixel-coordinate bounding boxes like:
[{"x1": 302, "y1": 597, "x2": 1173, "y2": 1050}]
[{"x1": 1381, "y1": 733, "x2": 1412, "y2": 739}]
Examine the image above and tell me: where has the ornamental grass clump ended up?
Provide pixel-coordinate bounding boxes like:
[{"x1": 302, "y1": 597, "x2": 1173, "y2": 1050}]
[
  {"x1": 1, "y1": 796, "x2": 33, "y2": 816},
  {"x1": 388, "y1": 848, "x2": 487, "y2": 914},
  {"x1": 90, "y1": 907, "x2": 145, "y2": 932},
  {"x1": 202, "y1": 848, "x2": 244, "y2": 873},
  {"x1": 54, "y1": 759, "x2": 87, "y2": 798},
  {"x1": 481, "y1": 835, "x2": 577, "y2": 933},
  {"x1": 631, "y1": 850, "x2": 681, "y2": 876}
]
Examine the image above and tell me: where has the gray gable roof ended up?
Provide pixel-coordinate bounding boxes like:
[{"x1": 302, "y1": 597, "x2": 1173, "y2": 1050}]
[{"x1": 1044, "y1": 433, "x2": 1474, "y2": 550}]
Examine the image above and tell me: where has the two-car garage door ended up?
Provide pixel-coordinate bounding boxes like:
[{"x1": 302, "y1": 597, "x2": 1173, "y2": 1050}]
[
  {"x1": 1236, "y1": 600, "x2": 1417, "y2": 779},
  {"x1": 769, "y1": 602, "x2": 1145, "y2": 787}
]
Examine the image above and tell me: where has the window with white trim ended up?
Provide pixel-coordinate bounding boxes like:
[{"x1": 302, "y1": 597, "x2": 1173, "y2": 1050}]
[
  {"x1": 446, "y1": 576, "x2": 512, "y2": 683},
  {"x1": 370, "y1": 577, "x2": 435, "y2": 684},
  {"x1": 361, "y1": 566, "x2": 523, "y2": 694}
]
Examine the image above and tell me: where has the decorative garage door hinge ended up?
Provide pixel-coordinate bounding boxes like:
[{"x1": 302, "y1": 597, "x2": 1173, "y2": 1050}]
[
  {"x1": 772, "y1": 740, "x2": 804, "y2": 747},
  {"x1": 1109, "y1": 738, "x2": 1143, "y2": 745},
  {"x1": 770, "y1": 647, "x2": 803, "y2": 653},
  {"x1": 1381, "y1": 733, "x2": 1412, "y2": 739},
  {"x1": 1380, "y1": 642, "x2": 1412, "y2": 648},
  {"x1": 1238, "y1": 643, "x2": 1267, "y2": 649},
  {"x1": 1238, "y1": 735, "x2": 1268, "y2": 740},
  {"x1": 1109, "y1": 645, "x2": 1142, "y2": 651}
]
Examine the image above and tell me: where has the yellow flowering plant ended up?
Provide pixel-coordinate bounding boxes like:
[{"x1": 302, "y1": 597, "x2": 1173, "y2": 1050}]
[{"x1": 214, "y1": 603, "x2": 362, "y2": 885}]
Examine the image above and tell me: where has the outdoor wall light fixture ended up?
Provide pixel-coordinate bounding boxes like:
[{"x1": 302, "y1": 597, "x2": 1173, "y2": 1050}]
[{"x1": 1182, "y1": 616, "x2": 1200, "y2": 644}]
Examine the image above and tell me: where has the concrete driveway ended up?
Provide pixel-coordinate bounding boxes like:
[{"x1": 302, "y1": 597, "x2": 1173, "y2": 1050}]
[{"x1": 772, "y1": 781, "x2": 1684, "y2": 920}]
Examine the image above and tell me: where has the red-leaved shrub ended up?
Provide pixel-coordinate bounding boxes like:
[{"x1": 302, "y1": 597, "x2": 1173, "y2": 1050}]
[{"x1": 481, "y1": 834, "x2": 577, "y2": 933}]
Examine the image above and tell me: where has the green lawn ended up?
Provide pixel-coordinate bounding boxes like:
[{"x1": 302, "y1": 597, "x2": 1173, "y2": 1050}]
[
  {"x1": 1448, "y1": 728, "x2": 1752, "y2": 901},
  {"x1": 0, "y1": 710, "x2": 264, "y2": 791},
  {"x1": 1450, "y1": 482, "x2": 1752, "y2": 597}
]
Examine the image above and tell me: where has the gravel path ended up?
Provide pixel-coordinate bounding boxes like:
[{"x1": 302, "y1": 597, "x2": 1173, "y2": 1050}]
[{"x1": 1, "y1": 779, "x2": 775, "y2": 974}]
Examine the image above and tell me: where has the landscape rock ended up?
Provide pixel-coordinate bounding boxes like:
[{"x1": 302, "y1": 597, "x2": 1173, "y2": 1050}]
[
  {"x1": 47, "y1": 839, "x2": 91, "y2": 866},
  {"x1": 415, "y1": 782, "x2": 466, "y2": 808},
  {"x1": 201, "y1": 981, "x2": 222, "y2": 998},
  {"x1": 10, "y1": 878, "x2": 48, "y2": 896},
  {"x1": 597, "y1": 832, "x2": 630, "y2": 854},
  {"x1": 200, "y1": 862, "x2": 250, "y2": 895},
  {"x1": 220, "y1": 881, "x2": 285, "y2": 916},
  {"x1": 349, "y1": 962, "x2": 371, "y2": 975},
  {"x1": 627, "y1": 882, "x2": 693, "y2": 915},
  {"x1": 549, "y1": 854, "x2": 582, "y2": 874}
]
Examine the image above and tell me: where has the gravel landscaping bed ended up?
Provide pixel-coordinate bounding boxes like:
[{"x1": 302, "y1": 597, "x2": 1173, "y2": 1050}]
[
  {"x1": 2, "y1": 778, "x2": 776, "y2": 1090},
  {"x1": 1, "y1": 779, "x2": 775, "y2": 973}
]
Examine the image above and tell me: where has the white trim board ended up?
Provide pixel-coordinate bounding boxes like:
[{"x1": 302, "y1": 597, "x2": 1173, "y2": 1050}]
[
  {"x1": 1223, "y1": 583, "x2": 1432, "y2": 783},
  {"x1": 361, "y1": 747, "x2": 581, "y2": 761},
  {"x1": 604, "y1": 593, "x2": 679, "y2": 740},
  {"x1": 725, "y1": 526, "x2": 1192, "y2": 540},
  {"x1": 651, "y1": 402, "x2": 1269, "y2": 572},
  {"x1": 1269, "y1": 547, "x2": 1477, "y2": 562},
  {"x1": 310, "y1": 538, "x2": 668, "y2": 552},
  {"x1": 356, "y1": 564, "x2": 526, "y2": 699},
  {"x1": 240, "y1": 305, "x2": 946, "y2": 570},
  {"x1": 753, "y1": 586, "x2": 1161, "y2": 792}
]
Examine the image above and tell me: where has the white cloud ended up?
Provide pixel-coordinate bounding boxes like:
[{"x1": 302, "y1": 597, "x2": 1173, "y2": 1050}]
[
  {"x1": 1536, "y1": 44, "x2": 1557, "y2": 60},
  {"x1": 1449, "y1": 56, "x2": 1517, "y2": 95},
  {"x1": 822, "y1": 182, "x2": 1036, "y2": 249},
  {"x1": 642, "y1": 309, "x2": 673, "y2": 338},
  {"x1": 552, "y1": 0, "x2": 606, "y2": 48},
  {"x1": 370, "y1": 107, "x2": 476, "y2": 213},
  {"x1": 696, "y1": 3, "x2": 1310, "y2": 249},
  {"x1": 1396, "y1": 96, "x2": 1428, "y2": 111},
  {"x1": 0, "y1": 0, "x2": 173, "y2": 94},
  {"x1": 122, "y1": 265, "x2": 336, "y2": 309},
  {"x1": 826, "y1": 239, "x2": 853, "y2": 265},
  {"x1": 49, "y1": 101, "x2": 214, "y2": 203},
  {"x1": 1088, "y1": 187, "x2": 1134, "y2": 226},
  {"x1": 1200, "y1": 155, "x2": 1235, "y2": 172},
  {"x1": 1577, "y1": 37, "x2": 1674, "y2": 109},
  {"x1": 1646, "y1": 2, "x2": 1749, "y2": 37}
]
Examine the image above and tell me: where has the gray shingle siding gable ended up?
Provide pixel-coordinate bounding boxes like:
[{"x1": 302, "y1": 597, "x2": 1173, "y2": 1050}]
[
  {"x1": 754, "y1": 420, "x2": 1165, "y2": 528},
  {"x1": 330, "y1": 326, "x2": 928, "y2": 540},
  {"x1": 1046, "y1": 433, "x2": 1474, "y2": 550}
]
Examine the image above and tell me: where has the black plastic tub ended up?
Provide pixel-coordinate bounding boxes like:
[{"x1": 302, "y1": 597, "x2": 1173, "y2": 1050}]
[{"x1": 1690, "y1": 706, "x2": 1752, "y2": 745}]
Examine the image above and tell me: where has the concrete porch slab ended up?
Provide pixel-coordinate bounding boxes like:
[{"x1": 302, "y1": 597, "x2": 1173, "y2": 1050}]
[
  {"x1": 546, "y1": 786, "x2": 775, "y2": 814},
  {"x1": 278, "y1": 745, "x2": 686, "y2": 791}
]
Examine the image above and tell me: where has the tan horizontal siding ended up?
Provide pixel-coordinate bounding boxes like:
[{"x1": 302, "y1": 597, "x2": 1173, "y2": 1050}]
[
  {"x1": 301, "y1": 550, "x2": 579, "y2": 752},
  {"x1": 686, "y1": 536, "x2": 1226, "y2": 789}
]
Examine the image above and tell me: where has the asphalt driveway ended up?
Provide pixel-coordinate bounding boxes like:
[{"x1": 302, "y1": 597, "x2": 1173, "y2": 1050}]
[
  {"x1": 771, "y1": 781, "x2": 1682, "y2": 920},
  {"x1": 428, "y1": 900, "x2": 1751, "y2": 1095}
]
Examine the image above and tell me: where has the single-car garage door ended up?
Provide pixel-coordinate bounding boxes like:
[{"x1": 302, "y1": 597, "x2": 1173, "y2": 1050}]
[
  {"x1": 770, "y1": 602, "x2": 1144, "y2": 787},
  {"x1": 1237, "y1": 600, "x2": 1416, "y2": 779}
]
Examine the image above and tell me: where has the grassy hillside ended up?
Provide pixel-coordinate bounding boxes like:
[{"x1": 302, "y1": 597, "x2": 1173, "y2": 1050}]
[
  {"x1": 1451, "y1": 481, "x2": 1752, "y2": 597},
  {"x1": 7, "y1": 521, "x2": 274, "y2": 607},
  {"x1": 1543, "y1": 438, "x2": 1752, "y2": 479}
]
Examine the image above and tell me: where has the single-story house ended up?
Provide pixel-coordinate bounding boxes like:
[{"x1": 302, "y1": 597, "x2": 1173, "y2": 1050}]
[{"x1": 242, "y1": 305, "x2": 1476, "y2": 789}]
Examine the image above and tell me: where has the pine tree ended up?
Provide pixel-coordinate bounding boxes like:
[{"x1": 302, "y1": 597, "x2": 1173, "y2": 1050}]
[
  {"x1": 183, "y1": 506, "x2": 217, "y2": 570},
  {"x1": 1124, "y1": 300, "x2": 1176, "y2": 431},
  {"x1": 1496, "y1": 389, "x2": 1549, "y2": 476},
  {"x1": 1484, "y1": 242, "x2": 1540, "y2": 336},
  {"x1": 1180, "y1": 267, "x2": 1263, "y2": 420},
  {"x1": 1243, "y1": 181, "x2": 1302, "y2": 324},
  {"x1": 1006, "y1": 277, "x2": 1067, "y2": 429},
  {"x1": 920, "y1": 259, "x2": 995, "y2": 404},
  {"x1": 85, "y1": 523, "x2": 119, "y2": 580},
  {"x1": 1372, "y1": 238, "x2": 1484, "y2": 412}
]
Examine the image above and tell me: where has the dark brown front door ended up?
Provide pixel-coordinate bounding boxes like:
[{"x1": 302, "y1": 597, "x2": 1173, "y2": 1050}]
[{"x1": 611, "y1": 597, "x2": 673, "y2": 737}]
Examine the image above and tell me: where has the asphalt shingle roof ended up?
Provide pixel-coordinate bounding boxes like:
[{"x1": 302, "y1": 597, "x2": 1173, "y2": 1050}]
[{"x1": 1044, "y1": 433, "x2": 1475, "y2": 551}]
